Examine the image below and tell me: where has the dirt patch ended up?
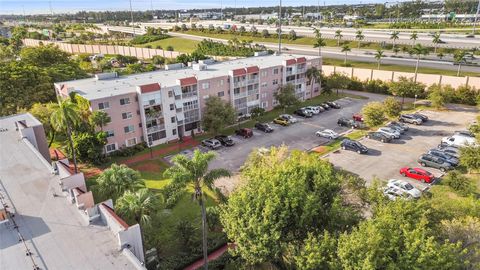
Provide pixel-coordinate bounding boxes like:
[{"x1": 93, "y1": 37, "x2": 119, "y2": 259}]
[{"x1": 130, "y1": 159, "x2": 163, "y2": 172}]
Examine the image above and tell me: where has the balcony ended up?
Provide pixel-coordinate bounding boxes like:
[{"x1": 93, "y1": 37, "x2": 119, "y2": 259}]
[
  {"x1": 297, "y1": 67, "x2": 306, "y2": 74},
  {"x1": 233, "y1": 80, "x2": 246, "y2": 88},
  {"x1": 182, "y1": 91, "x2": 198, "y2": 99},
  {"x1": 147, "y1": 124, "x2": 165, "y2": 134},
  {"x1": 234, "y1": 91, "x2": 248, "y2": 99},
  {"x1": 247, "y1": 89, "x2": 259, "y2": 96},
  {"x1": 286, "y1": 69, "x2": 293, "y2": 76}
]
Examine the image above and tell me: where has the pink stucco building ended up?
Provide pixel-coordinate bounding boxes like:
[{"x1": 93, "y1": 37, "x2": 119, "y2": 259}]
[{"x1": 55, "y1": 54, "x2": 322, "y2": 153}]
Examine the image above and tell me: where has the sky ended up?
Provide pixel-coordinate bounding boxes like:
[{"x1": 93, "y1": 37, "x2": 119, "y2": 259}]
[{"x1": 0, "y1": 0, "x2": 409, "y2": 15}]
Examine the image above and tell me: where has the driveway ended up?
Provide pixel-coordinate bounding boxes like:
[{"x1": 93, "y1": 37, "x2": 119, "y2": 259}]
[{"x1": 326, "y1": 108, "x2": 478, "y2": 190}]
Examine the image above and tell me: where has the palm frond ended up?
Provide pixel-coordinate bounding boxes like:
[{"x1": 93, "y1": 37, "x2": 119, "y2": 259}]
[{"x1": 203, "y1": 168, "x2": 231, "y2": 189}]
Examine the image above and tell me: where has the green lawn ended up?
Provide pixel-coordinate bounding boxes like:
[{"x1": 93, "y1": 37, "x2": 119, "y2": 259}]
[
  {"x1": 138, "y1": 37, "x2": 200, "y2": 53},
  {"x1": 323, "y1": 57, "x2": 480, "y2": 77}
]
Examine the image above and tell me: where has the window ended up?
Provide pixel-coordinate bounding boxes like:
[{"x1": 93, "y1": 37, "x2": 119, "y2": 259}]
[
  {"x1": 272, "y1": 79, "x2": 278, "y2": 85},
  {"x1": 170, "y1": 104, "x2": 174, "y2": 111},
  {"x1": 126, "y1": 138, "x2": 137, "y2": 147},
  {"x1": 105, "y1": 143, "x2": 116, "y2": 153},
  {"x1": 98, "y1": 102, "x2": 110, "y2": 110},
  {"x1": 261, "y1": 71, "x2": 267, "y2": 77},
  {"x1": 217, "y1": 91, "x2": 224, "y2": 97},
  {"x1": 273, "y1": 68, "x2": 279, "y2": 75},
  {"x1": 202, "y1": 82, "x2": 210, "y2": 89},
  {"x1": 168, "y1": 91, "x2": 173, "y2": 98},
  {"x1": 172, "y1": 129, "x2": 177, "y2": 135},
  {"x1": 122, "y1": 112, "x2": 133, "y2": 120},
  {"x1": 106, "y1": 130, "x2": 114, "y2": 138},
  {"x1": 220, "y1": 79, "x2": 224, "y2": 86},
  {"x1": 171, "y1": 116, "x2": 176, "y2": 123},
  {"x1": 261, "y1": 82, "x2": 268, "y2": 87},
  {"x1": 261, "y1": 101, "x2": 268, "y2": 108},
  {"x1": 120, "y1": 98, "x2": 130, "y2": 105},
  {"x1": 124, "y1": 125, "x2": 134, "y2": 134}
]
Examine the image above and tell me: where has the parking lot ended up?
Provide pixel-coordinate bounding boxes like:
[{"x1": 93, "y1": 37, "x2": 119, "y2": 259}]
[{"x1": 326, "y1": 108, "x2": 478, "y2": 190}]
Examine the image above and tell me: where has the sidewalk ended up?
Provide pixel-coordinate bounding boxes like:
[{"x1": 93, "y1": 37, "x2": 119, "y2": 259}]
[{"x1": 183, "y1": 244, "x2": 232, "y2": 270}]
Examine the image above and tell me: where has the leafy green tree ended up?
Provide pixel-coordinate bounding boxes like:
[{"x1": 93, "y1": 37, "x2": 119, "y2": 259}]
[
  {"x1": 72, "y1": 131, "x2": 107, "y2": 164},
  {"x1": 306, "y1": 66, "x2": 321, "y2": 91},
  {"x1": 89, "y1": 110, "x2": 111, "y2": 131},
  {"x1": 164, "y1": 150, "x2": 230, "y2": 270},
  {"x1": 389, "y1": 76, "x2": 425, "y2": 105},
  {"x1": 294, "y1": 231, "x2": 340, "y2": 270},
  {"x1": 374, "y1": 49, "x2": 384, "y2": 70},
  {"x1": 428, "y1": 84, "x2": 453, "y2": 109},
  {"x1": 29, "y1": 102, "x2": 58, "y2": 147},
  {"x1": 10, "y1": 26, "x2": 27, "y2": 52},
  {"x1": 220, "y1": 147, "x2": 362, "y2": 266},
  {"x1": 442, "y1": 170, "x2": 476, "y2": 196},
  {"x1": 383, "y1": 97, "x2": 402, "y2": 118},
  {"x1": 96, "y1": 164, "x2": 145, "y2": 201},
  {"x1": 361, "y1": 102, "x2": 385, "y2": 127},
  {"x1": 459, "y1": 145, "x2": 480, "y2": 174},
  {"x1": 51, "y1": 100, "x2": 81, "y2": 173},
  {"x1": 288, "y1": 29, "x2": 297, "y2": 40},
  {"x1": 274, "y1": 84, "x2": 300, "y2": 112},
  {"x1": 325, "y1": 73, "x2": 350, "y2": 96},
  {"x1": 261, "y1": 29, "x2": 269, "y2": 38},
  {"x1": 201, "y1": 96, "x2": 236, "y2": 135},
  {"x1": 441, "y1": 216, "x2": 480, "y2": 270},
  {"x1": 250, "y1": 107, "x2": 265, "y2": 122}
]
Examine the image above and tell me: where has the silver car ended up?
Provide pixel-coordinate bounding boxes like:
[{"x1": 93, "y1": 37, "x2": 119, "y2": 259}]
[
  {"x1": 378, "y1": 127, "x2": 401, "y2": 139},
  {"x1": 201, "y1": 139, "x2": 222, "y2": 149}
]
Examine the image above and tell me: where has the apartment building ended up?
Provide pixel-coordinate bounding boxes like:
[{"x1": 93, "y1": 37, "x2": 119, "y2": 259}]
[{"x1": 55, "y1": 54, "x2": 322, "y2": 153}]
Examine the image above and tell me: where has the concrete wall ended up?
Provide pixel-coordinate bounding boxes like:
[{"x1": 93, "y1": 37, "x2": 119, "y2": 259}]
[
  {"x1": 323, "y1": 65, "x2": 479, "y2": 89},
  {"x1": 23, "y1": 39, "x2": 181, "y2": 59}
]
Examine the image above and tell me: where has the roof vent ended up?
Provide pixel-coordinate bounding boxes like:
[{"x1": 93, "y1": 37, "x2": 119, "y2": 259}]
[
  {"x1": 165, "y1": 63, "x2": 184, "y2": 70},
  {"x1": 192, "y1": 63, "x2": 208, "y2": 71},
  {"x1": 199, "y1": 59, "x2": 215, "y2": 65},
  {"x1": 95, "y1": 72, "x2": 118, "y2": 80}
]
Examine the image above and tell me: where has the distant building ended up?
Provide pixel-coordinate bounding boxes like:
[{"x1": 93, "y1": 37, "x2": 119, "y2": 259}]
[
  {"x1": 0, "y1": 26, "x2": 11, "y2": 38},
  {"x1": 235, "y1": 13, "x2": 278, "y2": 21},
  {"x1": 55, "y1": 54, "x2": 322, "y2": 152},
  {"x1": 304, "y1": 12, "x2": 324, "y2": 20},
  {"x1": 343, "y1": 15, "x2": 364, "y2": 21}
]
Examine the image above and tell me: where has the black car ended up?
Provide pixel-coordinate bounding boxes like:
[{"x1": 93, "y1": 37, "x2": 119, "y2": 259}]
[
  {"x1": 214, "y1": 135, "x2": 235, "y2": 146},
  {"x1": 319, "y1": 103, "x2": 330, "y2": 110},
  {"x1": 294, "y1": 109, "x2": 313, "y2": 118},
  {"x1": 327, "y1": 101, "x2": 341, "y2": 109},
  {"x1": 399, "y1": 114, "x2": 423, "y2": 125},
  {"x1": 255, "y1": 122, "x2": 274, "y2": 133},
  {"x1": 340, "y1": 139, "x2": 368, "y2": 154},
  {"x1": 367, "y1": 132, "x2": 392, "y2": 143},
  {"x1": 337, "y1": 117, "x2": 360, "y2": 128},
  {"x1": 412, "y1": 113, "x2": 429, "y2": 122}
]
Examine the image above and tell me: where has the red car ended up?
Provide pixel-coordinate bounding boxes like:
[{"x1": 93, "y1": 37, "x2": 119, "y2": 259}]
[
  {"x1": 399, "y1": 167, "x2": 435, "y2": 183},
  {"x1": 353, "y1": 114, "x2": 364, "y2": 122}
]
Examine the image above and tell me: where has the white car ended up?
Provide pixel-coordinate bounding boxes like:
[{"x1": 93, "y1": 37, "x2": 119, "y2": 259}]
[
  {"x1": 305, "y1": 106, "x2": 321, "y2": 114},
  {"x1": 441, "y1": 135, "x2": 476, "y2": 147},
  {"x1": 316, "y1": 129, "x2": 339, "y2": 139},
  {"x1": 383, "y1": 186, "x2": 411, "y2": 201},
  {"x1": 378, "y1": 127, "x2": 401, "y2": 139},
  {"x1": 387, "y1": 179, "x2": 422, "y2": 199},
  {"x1": 280, "y1": 114, "x2": 298, "y2": 124}
]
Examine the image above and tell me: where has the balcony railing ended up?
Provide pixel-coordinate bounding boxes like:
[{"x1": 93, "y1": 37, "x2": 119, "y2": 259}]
[
  {"x1": 183, "y1": 104, "x2": 199, "y2": 111},
  {"x1": 247, "y1": 89, "x2": 259, "y2": 96},
  {"x1": 182, "y1": 91, "x2": 198, "y2": 99},
  {"x1": 234, "y1": 91, "x2": 248, "y2": 98},
  {"x1": 234, "y1": 80, "x2": 246, "y2": 88},
  {"x1": 147, "y1": 124, "x2": 165, "y2": 134}
]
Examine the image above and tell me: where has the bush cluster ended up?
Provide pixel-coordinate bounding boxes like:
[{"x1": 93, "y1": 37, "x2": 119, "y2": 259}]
[
  {"x1": 129, "y1": 34, "x2": 169, "y2": 45},
  {"x1": 110, "y1": 142, "x2": 147, "y2": 157}
]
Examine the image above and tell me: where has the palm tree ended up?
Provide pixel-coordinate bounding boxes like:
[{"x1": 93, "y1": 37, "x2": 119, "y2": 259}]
[
  {"x1": 306, "y1": 66, "x2": 321, "y2": 94},
  {"x1": 164, "y1": 150, "x2": 230, "y2": 270},
  {"x1": 96, "y1": 164, "x2": 146, "y2": 201},
  {"x1": 454, "y1": 51, "x2": 468, "y2": 77},
  {"x1": 437, "y1": 52, "x2": 445, "y2": 59},
  {"x1": 334, "y1": 29, "x2": 343, "y2": 46},
  {"x1": 313, "y1": 33, "x2": 326, "y2": 58},
  {"x1": 89, "y1": 110, "x2": 111, "y2": 131},
  {"x1": 390, "y1": 31, "x2": 400, "y2": 48},
  {"x1": 411, "y1": 44, "x2": 429, "y2": 82},
  {"x1": 116, "y1": 188, "x2": 161, "y2": 258},
  {"x1": 51, "y1": 99, "x2": 81, "y2": 173},
  {"x1": 375, "y1": 49, "x2": 385, "y2": 70},
  {"x1": 341, "y1": 44, "x2": 351, "y2": 65},
  {"x1": 410, "y1": 31, "x2": 418, "y2": 47},
  {"x1": 392, "y1": 46, "x2": 400, "y2": 55},
  {"x1": 432, "y1": 32, "x2": 442, "y2": 54},
  {"x1": 355, "y1": 30, "x2": 364, "y2": 49}
]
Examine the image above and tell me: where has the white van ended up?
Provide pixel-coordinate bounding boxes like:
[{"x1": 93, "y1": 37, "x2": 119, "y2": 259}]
[{"x1": 441, "y1": 135, "x2": 476, "y2": 147}]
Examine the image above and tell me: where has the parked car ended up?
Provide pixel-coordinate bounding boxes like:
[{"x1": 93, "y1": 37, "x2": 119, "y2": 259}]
[
  {"x1": 436, "y1": 145, "x2": 460, "y2": 158},
  {"x1": 388, "y1": 121, "x2": 409, "y2": 131},
  {"x1": 316, "y1": 129, "x2": 339, "y2": 139},
  {"x1": 280, "y1": 114, "x2": 298, "y2": 124},
  {"x1": 201, "y1": 138, "x2": 222, "y2": 149},
  {"x1": 367, "y1": 132, "x2": 392, "y2": 143},
  {"x1": 412, "y1": 113, "x2": 429, "y2": 122},
  {"x1": 387, "y1": 179, "x2": 422, "y2": 199},
  {"x1": 340, "y1": 139, "x2": 368, "y2": 154},
  {"x1": 441, "y1": 135, "x2": 476, "y2": 147},
  {"x1": 337, "y1": 117, "x2": 361, "y2": 128},
  {"x1": 399, "y1": 114, "x2": 423, "y2": 125},
  {"x1": 377, "y1": 127, "x2": 401, "y2": 139},
  {"x1": 255, "y1": 122, "x2": 274, "y2": 133},
  {"x1": 273, "y1": 117, "x2": 290, "y2": 126},
  {"x1": 454, "y1": 130, "x2": 474, "y2": 138},
  {"x1": 235, "y1": 128, "x2": 253, "y2": 138},
  {"x1": 319, "y1": 103, "x2": 330, "y2": 110},
  {"x1": 305, "y1": 106, "x2": 322, "y2": 114},
  {"x1": 399, "y1": 167, "x2": 435, "y2": 183},
  {"x1": 327, "y1": 101, "x2": 341, "y2": 109},
  {"x1": 352, "y1": 114, "x2": 364, "y2": 122},
  {"x1": 428, "y1": 149, "x2": 459, "y2": 166},
  {"x1": 383, "y1": 186, "x2": 411, "y2": 201},
  {"x1": 418, "y1": 154, "x2": 453, "y2": 172},
  {"x1": 386, "y1": 122, "x2": 407, "y2": 133},
  {"x1": 214, "y1": 135, "x2": 235, "y2": 146},
  {"x1": 294, "y1": 109, "x2": 313, "y2": 118}
]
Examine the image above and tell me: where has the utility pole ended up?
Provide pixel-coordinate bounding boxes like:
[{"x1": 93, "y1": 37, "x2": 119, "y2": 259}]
[
  {"x1": 129, "y1": 0, "x2": 135, "y2": 35},
  {"x1": 150, "y1": 0, "x2": 154, "y2": 20},
  {"x1": 473, "y1": 0, "x2": 480, "y2": 36},
  {"x1": 278, "y1": 0, "x2": 282, "y2": 54}
]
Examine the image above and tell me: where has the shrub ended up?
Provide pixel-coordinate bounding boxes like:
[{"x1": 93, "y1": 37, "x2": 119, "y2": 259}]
[
  {"x1": 442, "y1": 170, "x2": 475, "y2": 196},
  {"x1": 348, "y1": 77, "x2": 364, "y2": 91},
  {"x1": 152, "y1": 55, "x2": 165, "y2": 65},
  {"x1": 162, "y1": 182, "x2": 186, "y2": 208},
  {"x1": 427, "y1": 84, "x2": 453, "y2": 109},
  {"x1": 364, "y1": 79, "x2": 389, "y2": 94},
  {"x1": 383, "y1": 97, "x2": 402, "y2": 118},
  {"x1": 452, "y1": 85, "x2": 478, "y2": 106},
  {"x1": 129, "y1": 34, "x2": 169, "y2": 45},
  {"x1": 361, "y1": 102, "x2": 385, "y2": 127},
  {"x1": 166, "y1": 45, "x2": 174, "y2": 51}
]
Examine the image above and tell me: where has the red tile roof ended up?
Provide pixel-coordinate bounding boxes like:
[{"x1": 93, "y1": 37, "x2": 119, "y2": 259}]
[
  {"x1": 139, "y1": 83, "x2": 161, "y2": 93},
  {"x1": 285, "y1": 59, "x2": 297, "y2": 66},
  {"x1": 179, "y1": 77, "x2": 197, "y2": 86},
  {"x1": 101, "y1": 203, "x2": 129, "y2": 229},
  {"x1": 232, "y1": 68, "x2": 246, "y2": 76},
  {"x1": 296, "y1": 57, "x2": 307, "y2": 63},
  {"x1": 246, "y1": 66, "x2": 259, "y2": 73}
]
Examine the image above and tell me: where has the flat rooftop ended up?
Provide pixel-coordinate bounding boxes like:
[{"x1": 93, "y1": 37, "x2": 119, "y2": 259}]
[
  {"x1": 0, "y1": 115, "x2": 135, "y2": 270},
  {"x1": 57, "y1": 54, "x2": 319, "y2": 100}
]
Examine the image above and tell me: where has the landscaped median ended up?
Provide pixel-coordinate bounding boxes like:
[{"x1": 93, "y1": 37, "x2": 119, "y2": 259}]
[{"x1": 310, "y1": 129, "x2": 368, "y2": 156}]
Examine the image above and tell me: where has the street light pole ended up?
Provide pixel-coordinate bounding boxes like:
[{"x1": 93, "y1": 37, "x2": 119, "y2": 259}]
[
  {"x1": 129, "y1": 0, "x2": 135, "y2": 35},
  {"x1": 278, "y1": 0, "x2": 282, "y2": 54},
  {"x1": 472, "y1": 0, "x2": 480, "y2": 36},
  {"x1": 414, "y1": 94, "x2": 418, "y2": 109}
]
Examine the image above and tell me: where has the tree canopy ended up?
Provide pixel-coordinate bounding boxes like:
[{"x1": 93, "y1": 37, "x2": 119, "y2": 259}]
[{"x1": 201, "y1": 95, "x2": 236, "y2": 135}]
